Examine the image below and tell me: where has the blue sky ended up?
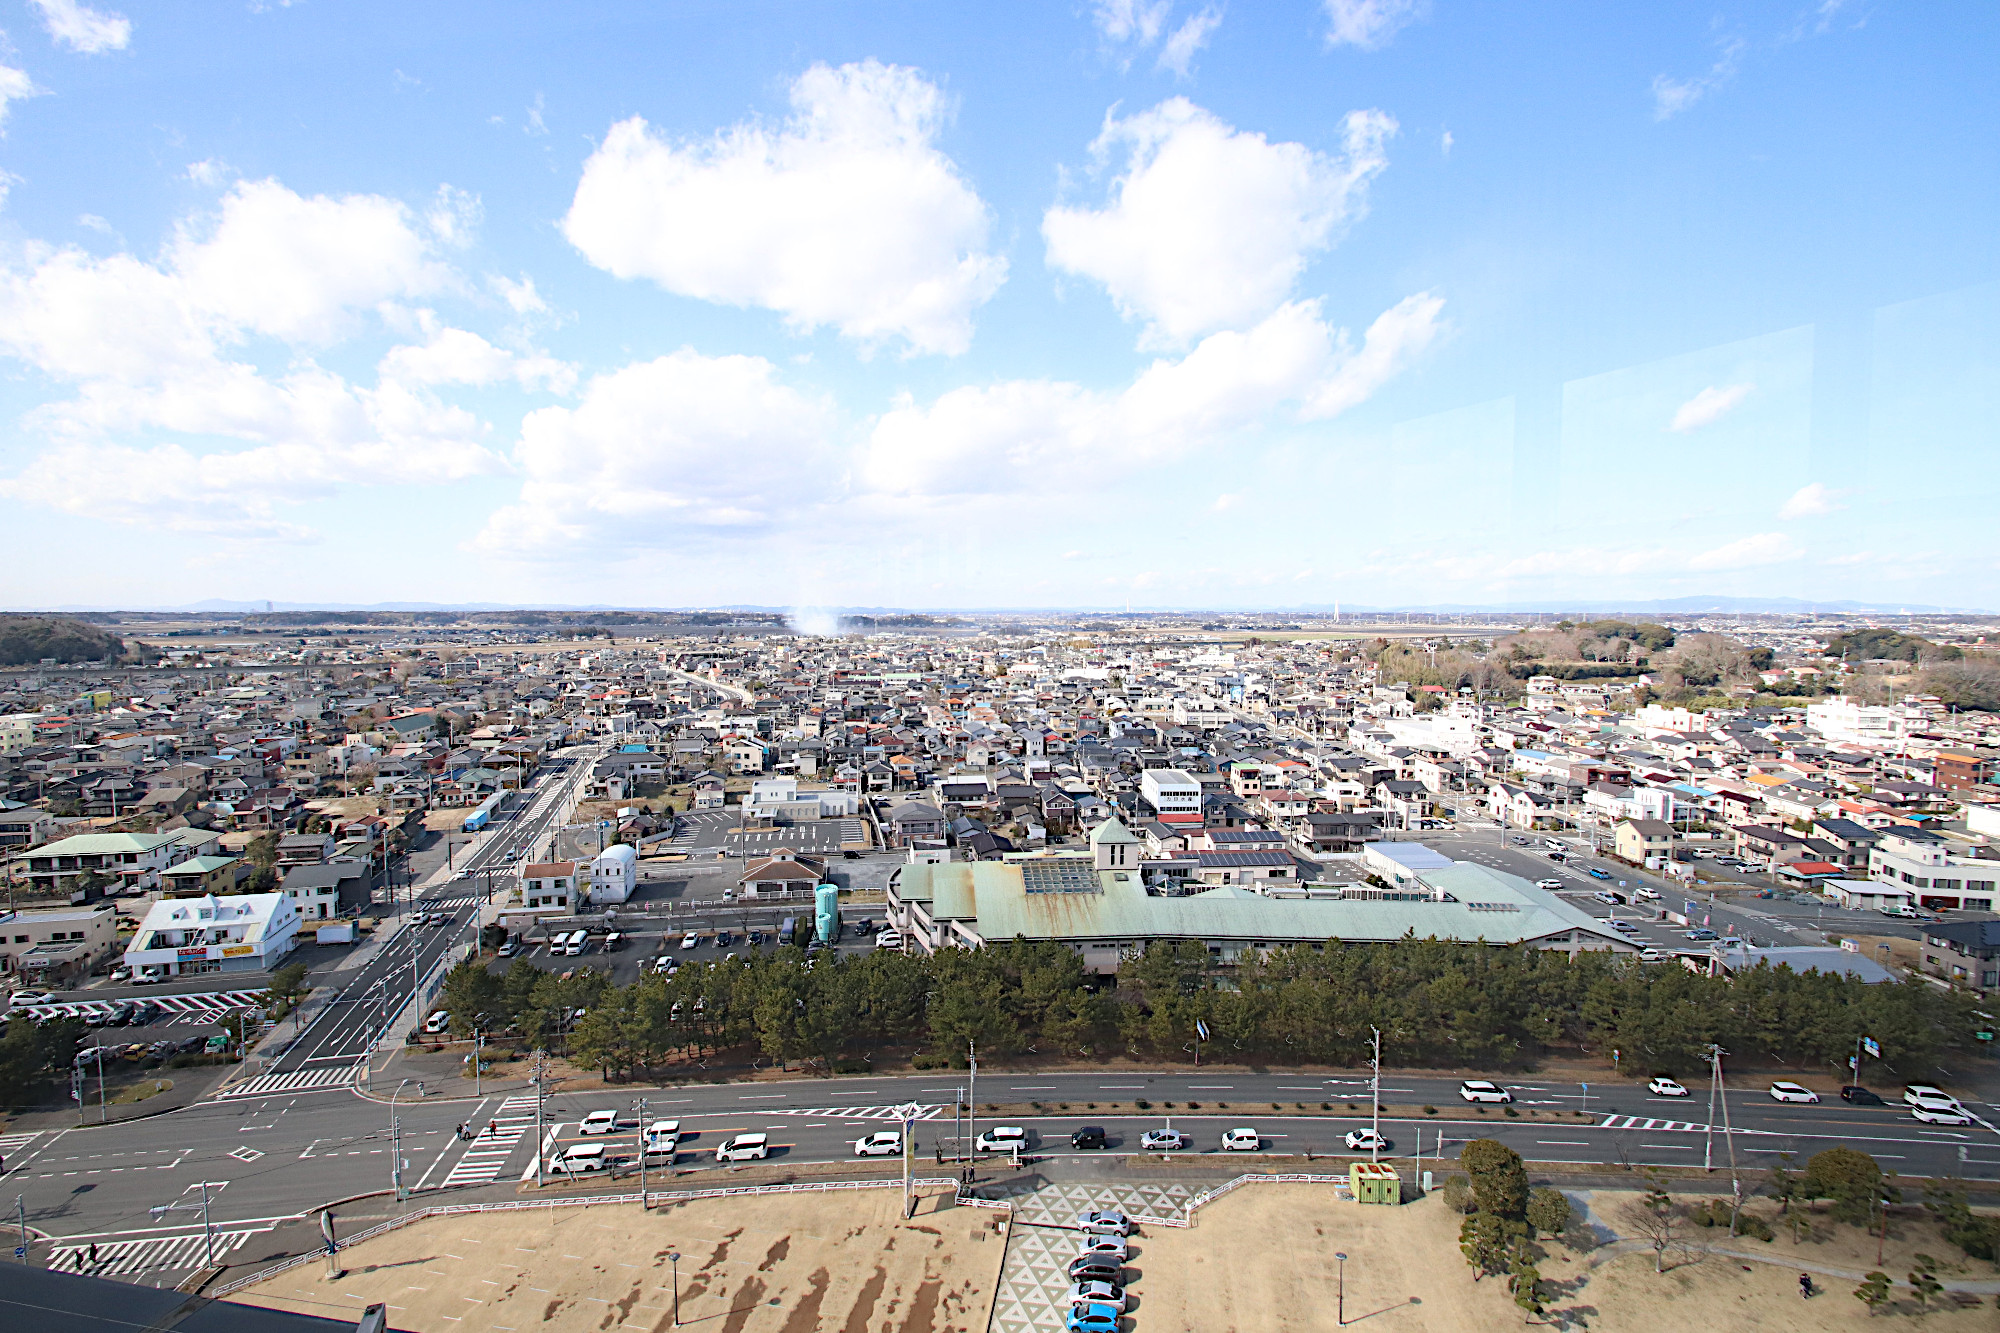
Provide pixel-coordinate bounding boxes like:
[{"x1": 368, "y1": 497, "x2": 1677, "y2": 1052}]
[{"x1": 0, "y1": 0, "x2": 1994, "y2": 610}]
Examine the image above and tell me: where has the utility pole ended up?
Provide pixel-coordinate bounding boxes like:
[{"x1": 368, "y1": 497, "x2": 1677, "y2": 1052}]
[
  {"x1": 636, "y1": 1095, "x2": 648, "y2": 1209},
  {"x1": 533, "y1": 1049, "x2": 546, "y2": 1187},
  {"x1": 14, "y1": 1194, "x2": 26, "y2": 1264},
  {"x1": 390, "y1": 1079, "x2": 408, "y2": 1201},
  {"x1": 966, "y1": 1041, "x2": 976, "y2": 1157},
  {"x1": 1713, "y1": 1044, "x2": 1742, "y2": 1230},
  {"x1": 1704, "y1": 1051, "x2": 1719, "y2": 1173},
  {"x1": 473, "y1": 1026, "x2": 484, "y2": 1098},
  {"x1": 1369, "y1": 1026, "x2": 1382, "y2": 1162}
]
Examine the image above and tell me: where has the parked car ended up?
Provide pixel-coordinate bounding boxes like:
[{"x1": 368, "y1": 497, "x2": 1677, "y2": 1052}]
[
  {"x1": 1535, "y1": 878, "x2": 1563, "y2": 890},
  {"x1": 1768, "y1": 1081, "x2": 1820, "y2": 1104},
  {"x1": 1684, "y1": 929, "x2": 1718, "y2": 941},
  {"x1": 680, "y1": 932, "x2": 700, "y2": 950},
  {"x1": 1070, "y1": 1126, "x2": 1108, "y2": 1150},
  {"x1": 1067, "y1": 1255, "x2": 1124, "y2": 1280},
  {"x1": 174, "y1": 1034, "x2": 208, "y2": 1054},
  {"x1": 1220, "y1": 1127, "x2": 1261, "y2": 1151},
  {"x1": 108, "y1": 1001, "x2": 138, "y2": 1027},
  {"x1": 550, "y1": 1143, "x2": 607, "y2": 1174},
  {"x1": 1903, "y1": 1084, "x2": 1961, "y2": 1109},
  {"x1": 1075, "y1": 1210, "x2": 1132, "y2": 1236},
  {"x1": 715, "y1": 1133, "x2": 770, "y2": 1162},
  {"x1": 1066, "y1": 1281, "x2": 1127, "y2": 1313},
  {"x1": 1638, "y1": 948, "x2": 1665, "y2": 963},
  {"x1": 1839, "y1": 1086, "x2": 1884, "y2": 1105},
  {"x1": 496, "y1": 939, "x2": 517, "y2": 958},
  {"x1": 1075, "y1": 1236, "x2": 1129, "y2": 1261},
  {"x1": 1344, "y1": 1128, "x2": 1391, "y2": 1152},
  {"x1": 1647, "y1": 1077, "x2": 1689, "y2": 1098},
  {"x1": 1065, "y1": 1303, "x2": 1121, "y2": 1333},
  {"x1": 854, "y1": 1131, "x2": 902, "y2": 1157},
  {"x1": 1459, "y1": 1080, "x2": 1512, "y2": 1104},
  {"x1": 602, "y1": 932, "x2": 625, "y2": 952},
  {"x1": 976, "y1": 1126, "x2": 1029, "y2": 1153},
  {"x1": 715, "y1": 931, "x2": 733, "y2": 948},
  {"x1": 423, "y1": 1010, "x2": 451, "y2": 1035},
  {"x1": 1139, "y1": 1129, "x2": 1187, "y2": 1151},
  {"x1": 579, "y1": 1109, "x2": 619, "y2": 1135},
  {"x1": 747, "y1": 930, "x2": 764, "y2": 945}
]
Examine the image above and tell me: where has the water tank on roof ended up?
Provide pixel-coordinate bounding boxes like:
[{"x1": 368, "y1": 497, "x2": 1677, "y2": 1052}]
[{"x1": 815, "y1": 882, "x2": 840, "y2": 946}]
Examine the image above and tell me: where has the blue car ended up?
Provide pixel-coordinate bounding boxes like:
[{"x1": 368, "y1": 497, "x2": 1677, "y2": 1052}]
[
  {"x1": 1066, "y1": 1305, "x2": 1120, "y2": 1333},
  {"x1": 1586, "y1": 867, "x2": 1612, "y2": 880}
]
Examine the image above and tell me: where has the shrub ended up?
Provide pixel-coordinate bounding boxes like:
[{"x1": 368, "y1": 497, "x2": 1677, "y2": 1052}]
[
  {"x1": 911, "y1": 1052, "x2": 946, "y2": 1069},
  {"x1": 1802, "y1": 1147, "x2": 1889, "y2": 1226},
  {"x1": 1321, "y1": 1102, "x2": 1332, "y2": 1111},
  {"x1": 1503, "y1": 1106, "x2": 1519, "y2": 1117},
  {"x1": 1134, "y1": 1099, "x2": 1151, "y2": 1110},
  {"x1": 1441, "y1": 1174, "x2": 1476, "y2": 1214},
  {"x1": 1186, "y1": 1101, "x2": 1201, "y2": 1109},
  {"x1": 1460, "y1": 1139, "x2": 1530, "y2": 1220},
  {"x1": 1423, "y1": 1105, "x2": 1438, "y2": 1116}
]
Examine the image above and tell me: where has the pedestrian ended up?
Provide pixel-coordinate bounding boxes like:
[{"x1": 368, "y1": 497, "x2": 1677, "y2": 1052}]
[
  {"x1": 75, "y1": 1250, "x2": 85, "y2": 1270},
  {"x1": 89, "y1": 1243, "x2": 98, "y2": 1265},
  {"x1": 1799, "y1": 1273, "x2": 1813, "y2": 1300},
  {"x1": 487, "y1": 1120, "x2": 497, "y2": 1138}
]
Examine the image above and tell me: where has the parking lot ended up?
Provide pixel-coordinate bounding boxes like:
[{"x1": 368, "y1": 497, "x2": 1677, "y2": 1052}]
[{"x1": 486, "y1": 905, "x2": 896, "y2": 987}]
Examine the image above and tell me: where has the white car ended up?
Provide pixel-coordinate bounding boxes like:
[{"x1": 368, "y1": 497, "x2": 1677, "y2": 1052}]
[
  {"x1": 715, "y1": 1133, "x2": 770, "y2": 1162},
  {"x1": 579, "y1": 1109, "x2": 619, "y2": 1135},
  {"x1": 1535, "y1": 878, "x2": 1563, "y2": 890},
  {"x1": 1139, "y1": 1129, "x2": 1187, "y2": 1151},
  {"x1": 549, "y1": 1143, "x2": 607, "y2": 1174},
  {"x1": 422, "y1": 1010, "x2": 451, "y2": 1034},
  {"x1": 1075, "y1": 1209, "x2": 1132, "y2": 1236},
  {"x1": 1459, "y1": 1080, "x2": 1513, "y2": 1104},
  {"x1": 854, "y1": 1131, "x2": 903, "y2": 1157},
  {"x1": 1903, "y1": 1084, "x2": 1961, "y2": 1109},
  {"x1": 1911, "y1": 1102, "x2": 1973, "y2": 1126},
  {"x1": 643, "y1": 1120, "x2": 682, "y2": 1156},
  {"x1": 1220, "y1": 1127, "x2": 1261, "y2": 1151},
  {"x1": 975, "y1": 1126, "x2": 1028, "y2": 1153},
  {"x1": 1075, "y1": 1236, "x2": 1129, "y2": 1261},
  {"x1": 7, "y1": 991, "x2": 52, "y2": 1007},
  {"x1": 1067, "y1": 1281, "x2": 1127, "y2": 1313},
  {"x1": 680, "y1": 932, "x2": 700, "y2": 950},
  {"x1": 875, "y1": 931, "x2": 904, "y2": 950},
  {"x1": 1647, "y1": 1077, "x2": 1689, "y2": 1098},
  {"x1": 1769, "y1": 1081, "x2": 1820, "y2": 1104},
  {"x1": 1344, "y1": 1128, "x2": 1391, "y2": 1152}
]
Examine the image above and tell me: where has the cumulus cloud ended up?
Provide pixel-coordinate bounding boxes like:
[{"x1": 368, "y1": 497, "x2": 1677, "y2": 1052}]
[
  {"x1": 1323, "y1": 0, "x2": 1425, "y2": 49},
  {"x1": 1669, "y1": 382, "x2": 1753, "y2": 432},
  {"x1": 487, "y1": 272, "x2": 549, "y2": 315},
  {"x1": 563, "y1": 60, "x2": 1005, "y2": 357},
  {"x1": 0, "y1": 179, "x2": 524, "y2": 538},
  {"x1": 861, "y1": 292, "x2": 1443, "y2": 497},
  {"x1": 1778, "y1": 481, "x2": 1843, "y2": 519},
  {"x1": 378, "y1": 322, "x2": 575, "y2": 394},
  {"x1": 476, "y1": 350, "x2": 837, "y2": 557},
  {"x1": 1687, "y1": 531, "x2": 1801, "y2": 571},
  {"x1": 1652, "y1": 36, "x2": 1745, "y2": 120},
  {"x1": 30, "y1": 0, "x2": 129, "y2": 53},
  {"x1": 1043, "y1": 98, "x2": 1394, "y2": 347}
]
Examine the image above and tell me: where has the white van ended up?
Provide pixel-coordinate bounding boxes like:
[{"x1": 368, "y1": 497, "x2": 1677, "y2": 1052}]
[
  {"x1": 566, "y1": 930, "x2": 590, "y2": 956},
  {"x1": 975, "y1": 1125, "x2": 1028, "y2": 1153},
  {"x1": 715, "y1": 1133, "x2": 770, "y2": 1162},
  {"x1": 423, "y1": 1010, "x2": 451, "y2": 1034},
  {"x1": 1220, "y1": 1127, "x2": 1261, "y2": 1151},
  {"x1": 551, "y1": 1143, "x2": 607, "y2": 1174},
  {"x1": 643, "y1": 1120, "x2": 682, "y2": 1158}
]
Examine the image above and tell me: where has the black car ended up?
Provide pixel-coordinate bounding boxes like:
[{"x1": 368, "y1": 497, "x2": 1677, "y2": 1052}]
[
  {"x1": 175, "y1": 1034, "x2": 208, "y2": 1054},
  {"x1": 747, "y1": 930, "x2": 764, "y2": 945},
  {"x1": 130, "y1": 1002, "x2": 162, "y2": 1026},
  {"x1": 1839, "y1": 1085, "x2": 1884, "y2": 1105},
  {"x1": 1071, "y1": 1126, "x2": 1108, "y2": 1150},
  {"x1": 1067, "y1": 1256, "x2": 1125, "y2": 1281},
  {"x1": 107, "y1": 1001, "x2": 138, "y2": 1026},
  {"x1": 716, "y1": 931, "x2": 733, "y2": 947}
]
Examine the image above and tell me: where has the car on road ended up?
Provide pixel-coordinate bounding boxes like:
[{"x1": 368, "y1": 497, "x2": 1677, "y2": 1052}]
[
  {"x1": 580, "y1": 1109, "x2": 619, "y2": 1135},
  {"x1": 1903, "y1": 1084, "x2": 1961, "y2": 1109},
  {"x1": 1511, "y1": 836, "x2": 1531, "y2": 846},
  {"x1": 1076, "y1": 1209, "x2": 1132, "y2": 1236},
  {"x1": 423, "y1": 1010, "x2": 451, "y2": 1034},
  {"x1": 680, "y1": 932, "x2": 700, "y2": 950},
  {"x1": 854, "y1": 1131, "x2": 902, "y2": 1157},
  {"x1": 1070, "y1": 1126, "x2": 1108, "y2": 1150},
  {"x1": 1684, "y1": 929, "x2": 1718, "y2": 941},
  {"x1": 715, "y1": 1133, "x2": 771, "y2": 1162},
  {"x1": 1075, "y1": 1236, "x2": 1129, "y2": 1261},
  {"x1": 1633, "y1": 887, "x2": 1661, "y2": 901},
  {"x1": 129, "y1": 970, "x2": 164, "y2": 985},
  {"x1": 1065, "y1": 1303, "x2": 1121, "y2": 1333},
  {"x1": 1459, "y1": 1080, "x2": 1513, "y2": 1104},
  {"x1": 1344, "y1": 1128, "x2": 1391, "y2": 1152},
  {"x1": 7, "y1": 991, "x2": 51, "y2": 1007},
  {"x1": 550, "y1": 1143, "x2": 607, "y2": 1174},
  {"x1": 643, "y1": 1121, "x2": 682, "y2": 1157},
  {"x1": 1911, "y1": 1102, "x2": 1973, "y2": 1125},
  {"x1": 1584, "y1": 866, "x2": 1612, "y2": 880},
  {"x1": 976, "y1": 1126, "x2": 1029, "y2": 1153},
  {"x1": 1768, "y1": 1081, "x2": 1820, "y2": 1104},
  {"x1": 875, "y1": 931, "x2": 904, "y2": 950},
  {"x1": 1220, "y1": 1127, "x2": 1262, "y2": 1151},
  {"x1": 1139, "y1": 1129, "x2": 1187, "y2": 1151},
  {"x1": 496, "y1": 939, "x2": 517, "y2": 958},
  {"x1": 1647, "y1": 1077, "x2": 1689, "y2": 1098},
  {"x1": 1066, "y1": 1281, "x2": 1127, "y2": 1312},
  {"x1": 1839, "y1": 1085, "x2": 1884, "y2": 1105},
  {"x1": 1535, "y1": 878, "x2": 1563, "y2": 890}
]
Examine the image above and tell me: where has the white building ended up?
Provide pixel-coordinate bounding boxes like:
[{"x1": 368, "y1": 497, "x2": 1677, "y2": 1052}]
[
  {"x1": 1139, "y1": 768, "x2": 1203, "y2": 821},
  {"x1": 123, "y1": 892, "x2": 300, "y2": 978},
  {"x1": 1806, "y1": 696, "x2": 1926, "y2": 748},
  {"x1": 588, "y1": 843, "x2": 637, "y2": 905}
]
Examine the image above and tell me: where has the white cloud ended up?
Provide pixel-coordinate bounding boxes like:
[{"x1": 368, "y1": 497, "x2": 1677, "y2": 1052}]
[
  {"x1": 1093, "y1": 0, "x2": 1171, "y2": 45},
  {"x1": 425, "y1": 185, "x2": 482, "y2": 248},
  {"x1": 1210, "y1": 493, "x2": 1241, "y2": 511},
  {"x1": 1652, "y1": 36, "x2": 1745, "y2": 121},
  {"x1": 1778, "y1": 481, "x2": 1842, "y2": 519},
  {"x1": 30, "y1": 0, "x2": 129, "y2": 54},
  {"x1": 487, "y1": 272, "x2": 549, "y2": 315},
  {"x1": 0, "y1": 178, "x2": 519, "y2": 538},
  {"x1": 1440, "y1": 129, "x2": 1453, "y2": 155},
  {"x1": 185, "y1": 159, "x2": 226, "y2": 186},
  {"x1": 379, "y1": 323, "x2": 575, "y2": 394},
  {"x1": 1157, "y1": 8, "x2": 1223, "y2": 77},
  {"x1": 1669, "y1": 382, "x2": 1753, "y2": 432},
  {"x1": 526, "y1": 92, "x2": 547, "y2": 136},
  {"x1": 1687, "y1": 531, "x2": 1801, "y2": 571},
  {"x1": 563, "y1": 59, "x2": 1006, "y2": 357},
  {"x1": 0, "y1": 61, "x2": 44, "y2": 131},
  {"x1": 1323, "y1": 0, "x2": 1425, "y2": 50},
  {"x1": 476, "y1": 350, "x2": 837, "y2": 557},
  {"x1": 862, "y1": 292, "x2": 1443, "y2": 497},
  {"x1": 1043, "y1": 99, "x2": 1394, "y2": 347}
]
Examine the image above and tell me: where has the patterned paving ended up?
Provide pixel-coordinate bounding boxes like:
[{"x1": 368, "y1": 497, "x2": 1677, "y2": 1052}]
[{"x1": 985, "y1": 1182, "x2": 1199, "y2": 1333}]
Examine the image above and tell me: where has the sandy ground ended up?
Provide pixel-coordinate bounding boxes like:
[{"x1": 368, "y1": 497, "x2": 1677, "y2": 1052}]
[
  {"x1": 1129, "y1": 1185, "x2": 1997, "y2": 1331},
  {"x1": 233, "y1": 1188, "x2": 1003, "y2": 1333}
]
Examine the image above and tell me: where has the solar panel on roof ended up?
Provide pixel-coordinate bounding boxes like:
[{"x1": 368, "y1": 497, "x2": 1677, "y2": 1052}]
[{"x1": 1020, "y1": 859, "x2": 1101, "y2": 895}]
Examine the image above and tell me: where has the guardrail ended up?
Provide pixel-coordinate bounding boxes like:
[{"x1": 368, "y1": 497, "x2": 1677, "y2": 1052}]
[{"x1": 209, "y1": 1176, "x2": 962, "y2": 1298}]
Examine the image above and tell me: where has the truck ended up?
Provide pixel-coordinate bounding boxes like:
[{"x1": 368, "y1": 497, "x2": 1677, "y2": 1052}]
[
  {"x1": 778, "y1": 917, "x2": 796, "y2": 946},
  {"x1": 315, "y1": 921, "x2": 357, "y2": 945}
]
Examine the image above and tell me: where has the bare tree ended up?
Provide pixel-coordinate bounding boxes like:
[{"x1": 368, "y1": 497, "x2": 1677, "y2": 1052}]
[{"x1": 1619, "y1": 1173, "x2": 1682, "y2": 1273}]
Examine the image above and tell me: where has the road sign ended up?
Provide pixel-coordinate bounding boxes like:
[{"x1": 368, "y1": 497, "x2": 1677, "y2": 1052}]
[
  {"x1": 1195, "y1": 1019, "x2": 1210, "y2": 1041},
  {"x1": 13, "y1": 1246, "x2": 23, "y2": 1258},
  {"x1": 1863, "y1": 1037, "x2": 1881, "y2": 1058}
]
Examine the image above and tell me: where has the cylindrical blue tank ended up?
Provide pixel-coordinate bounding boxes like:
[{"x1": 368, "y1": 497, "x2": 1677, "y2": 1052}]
[{"x1": 815, "y1": 882, "x2": 840, "y2": 945}]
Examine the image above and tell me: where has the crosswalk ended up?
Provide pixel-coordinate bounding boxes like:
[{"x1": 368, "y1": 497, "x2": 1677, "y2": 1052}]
[
  {"x1": 763, "y1": 1103, "x2": 946, "y2": 1121},
  {"x1": 1599, "y1": 1114, "x2": 1715, "y2": 1133},
  {"x1": 417, "y1": 894, "x2": 482, "y2": 911},
  {"x1": 34, "y1": 989, "x2": 267, "y2": 1024},
  {"x1": 0, "y1": 1130, "x2": 43, "y2": 1157},
  {"x1": 49, "y1": 1228, "x2": 259, "y2": 1278},
  {"x1": 440, "y1": 1093, "x2": 540, "y2": 1187},
  {"x1": 217, "y1": 1065, "x2": 363, "y2": 1099}
]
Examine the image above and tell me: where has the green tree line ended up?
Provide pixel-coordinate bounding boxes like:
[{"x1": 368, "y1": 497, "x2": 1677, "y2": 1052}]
[{"x1": 433, "y1": 936, "x2": 1980, "y2": 1080}]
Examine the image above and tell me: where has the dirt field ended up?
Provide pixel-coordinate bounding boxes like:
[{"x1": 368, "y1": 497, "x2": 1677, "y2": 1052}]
[
  {"x1": 233, "y1": 1187, "x2": 1003, "y2": 1333},
  {"x1": 1130, "y1": 1185, "x2": 1997, "y2": 1331}
]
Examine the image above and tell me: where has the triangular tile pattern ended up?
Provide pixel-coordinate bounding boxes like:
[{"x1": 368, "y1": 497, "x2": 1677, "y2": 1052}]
[{"x1": 985, "y1": 1181, "x2": 1202, "y2": 1333}]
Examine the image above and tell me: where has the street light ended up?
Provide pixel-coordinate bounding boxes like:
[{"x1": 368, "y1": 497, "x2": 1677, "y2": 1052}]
[
  {"x1": 1335, "y1": 1251, "x2": 1348, "y2": 1326},
  {"x1": 389, "y1": 1079, "x2": 409, "y2": 1200},
  {"x1": 150, "y1": 1181, "x2": 222, "y2": 1272},
  {"x1": 668, "y1": 1251, "x2": 682, "y2": 1326}
]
